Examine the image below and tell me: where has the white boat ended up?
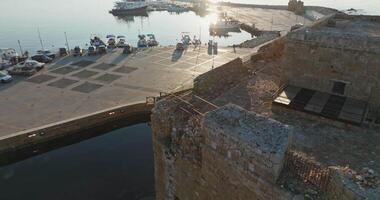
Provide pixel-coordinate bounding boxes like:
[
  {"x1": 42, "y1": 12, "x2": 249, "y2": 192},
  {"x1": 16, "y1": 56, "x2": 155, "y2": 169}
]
[
  {"x1": 110, "y1": 0, "x2": 148, "y2": 16},
  {"x1": 210, "y1": 18, "x2": 241, "y2": 30},
  {"x1": 167, "y1": 5, "x2": 189, "y2": 13},
  {"x1": 0, "y1": 48, "x2": 18, "y2": 60}
]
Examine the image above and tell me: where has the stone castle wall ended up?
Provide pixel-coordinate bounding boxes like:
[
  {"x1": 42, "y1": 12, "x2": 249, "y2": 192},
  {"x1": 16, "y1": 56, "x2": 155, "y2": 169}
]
[
  {"x1": 283, "y1": 29, "x2": 380, "y2": 109},
  {"x1": 151, "y1": 102, "x2": 296, "y2": 200},
  {"x1": 193, "y1": 58, "x2": 247, "y2": 100}
]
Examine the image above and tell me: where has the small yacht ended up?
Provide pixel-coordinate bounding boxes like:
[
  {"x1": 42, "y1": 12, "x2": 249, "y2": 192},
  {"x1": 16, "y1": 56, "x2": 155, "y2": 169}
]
[
  {"x1": 167, "y1": 5, "x2": 189, "y2": 13},
  {"x1": 110, "y1": 0, "x2": 148, "y2": 16},
  {"x1": 210, "y1": 18, "x2": 241, "y2": 31},
  {"x1": 0, "y1": 48, "x2": 18, "y2": 60},
  {"x1": 137, "y1": 34, "x2": 147, "y2": 48}
]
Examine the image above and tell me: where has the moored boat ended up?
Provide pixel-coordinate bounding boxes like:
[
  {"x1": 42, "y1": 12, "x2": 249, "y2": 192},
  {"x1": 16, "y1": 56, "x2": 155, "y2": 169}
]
[
  {"x1": 210, "y1": 19, "x2": 241, "y2": 31},
  {"x1": 109, "y1": 0, "x2": 148, "y2": 16}
]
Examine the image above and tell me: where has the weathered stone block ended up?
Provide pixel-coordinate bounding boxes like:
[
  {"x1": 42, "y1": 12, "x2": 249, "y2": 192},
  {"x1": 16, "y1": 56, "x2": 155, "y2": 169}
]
[{"x1": 202, "y1": 104, "x2": 294, "y2": 182}]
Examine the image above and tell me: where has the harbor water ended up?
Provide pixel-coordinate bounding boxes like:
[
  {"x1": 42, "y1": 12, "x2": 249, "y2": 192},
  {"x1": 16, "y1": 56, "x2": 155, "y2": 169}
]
[
  {"x1": 1, "y1": 0, "x2": 379, "y2": 53},
  {"x1": 0, "y1": 121, "x2": 155, "y2": 200},
  {"x1": 0, "y1": 0, "x2": 252, "y2": 52},
  {"x1": 0, "y1": 0, "x2": 380, "y2": 199}
]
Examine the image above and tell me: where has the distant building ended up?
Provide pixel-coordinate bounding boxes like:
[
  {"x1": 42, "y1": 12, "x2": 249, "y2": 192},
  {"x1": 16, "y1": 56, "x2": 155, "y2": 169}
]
[{"x1": 288, "y1": 0, "x2": 305, "y2": 15}]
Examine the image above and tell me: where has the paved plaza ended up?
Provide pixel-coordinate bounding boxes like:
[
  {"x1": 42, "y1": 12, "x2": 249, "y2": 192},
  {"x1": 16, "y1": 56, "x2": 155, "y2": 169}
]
[{"x1": 0, "y1": 46, "x2": 253, "y2": 136}]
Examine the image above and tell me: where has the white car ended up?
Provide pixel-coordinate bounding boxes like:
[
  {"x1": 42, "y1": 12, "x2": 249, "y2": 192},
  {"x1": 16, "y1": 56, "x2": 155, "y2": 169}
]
[
  {"x1": 0, "y1": 71, "x2": 13, "y2": 83},
  {"x1": 17, "y1": 60, "x2": 45, "y2": 71}
]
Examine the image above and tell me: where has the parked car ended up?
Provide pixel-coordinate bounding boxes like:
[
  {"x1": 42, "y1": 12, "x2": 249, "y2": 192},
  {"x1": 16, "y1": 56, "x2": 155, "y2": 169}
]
[
  {"x1": 87, "y1": 46, "x2": 97, "y2": 56},
  {"x1": 59, "y1": 48, "x2": 68, "y2": 56},
  {"x1": 0, "y1": 70, "x2": 13, "y2": 83},
  {"x1": 7, "y1": 65, "x2": 36, "y2": 76},
  {"x1": 176, "y1": 41, "x2": 185, "y2": 51},
  {"x1": 73, "y1": 46, "x2": 83, "y2": 57},
  {"x1": 17, "y1": 60, "x2": 45, "y2": 71},
  {"x1": 0, "y1": 59, "x2": 12, "y2": 70},
  {"x1": 37, "y1": 50, "x2": 56, "y2": 59},
  {"x1": 97, "y1": 45, "x2": 107, "y2": 54},
  {"x1": 291, "y1": 23, "x2": 304, "y2": 31},
  {"x1": 123, "y1": 45, "x2": 133, "y2": 54},
  {"x1": 31, "y1": 54, "x2": 53, "y2": 63}
]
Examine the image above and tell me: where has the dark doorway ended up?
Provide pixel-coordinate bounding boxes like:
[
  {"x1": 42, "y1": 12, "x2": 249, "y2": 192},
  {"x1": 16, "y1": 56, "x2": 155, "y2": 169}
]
[{"x1": 332, "y1": 81, "x2": 346, "y2": 95}]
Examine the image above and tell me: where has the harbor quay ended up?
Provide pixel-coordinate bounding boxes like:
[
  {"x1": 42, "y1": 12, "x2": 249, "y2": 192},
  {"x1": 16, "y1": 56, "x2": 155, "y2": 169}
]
[{"x1": 0, "y1": 46, "x2": 253, "y2": 151}]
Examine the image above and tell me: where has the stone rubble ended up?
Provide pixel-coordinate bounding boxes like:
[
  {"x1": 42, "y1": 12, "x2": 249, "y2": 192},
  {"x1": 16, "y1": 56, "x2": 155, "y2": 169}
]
[{"x1": 342, "y1": 166, "x2": 380, "y2": 189}]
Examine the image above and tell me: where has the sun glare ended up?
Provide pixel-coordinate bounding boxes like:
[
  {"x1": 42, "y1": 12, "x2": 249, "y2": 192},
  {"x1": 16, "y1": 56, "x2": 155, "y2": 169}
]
[{"x1": 203, "y1": 12, "x2": 219, "y2": 25}]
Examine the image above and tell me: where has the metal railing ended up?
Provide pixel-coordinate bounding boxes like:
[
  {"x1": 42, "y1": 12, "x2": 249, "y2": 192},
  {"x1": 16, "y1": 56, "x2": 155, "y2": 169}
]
[{"x1": 282, "y1": 150, "x2": 332, "y2": 192}]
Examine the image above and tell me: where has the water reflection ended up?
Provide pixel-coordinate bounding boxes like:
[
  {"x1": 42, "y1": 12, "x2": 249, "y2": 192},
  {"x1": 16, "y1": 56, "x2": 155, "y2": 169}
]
[
  {"x1": 0, "y1": 115, "x2": 150, "y2": 167},
  {"x1": 0, "y1": 117, "x2": 154, "y2": 200},
  {"x1": 114, "y1": 14, "x2": 149, "y2": 25}
]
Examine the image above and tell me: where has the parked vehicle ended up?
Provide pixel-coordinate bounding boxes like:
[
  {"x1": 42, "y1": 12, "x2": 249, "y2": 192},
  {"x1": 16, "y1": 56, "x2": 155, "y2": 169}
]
[
  {"x1": 147, "y1": 34, "x2": 159, "y2": 47},
  {"x1": 7, "y1": 65, "x2": 36, "y2": 76},
  {"x1": 90, "y1": 36, "x2": 106, "y2": 47},
  {"x1": 31, "y1": 54, "x2": 53, "y2": 63},
  {"x1": 107, "y1": 37, "x2": 116, "y2": 48},
  {"x1": 0, "y1": 58, "x2": 12, "y2": 70},
  {"x1": 0, "y1": 70, "x2": 13, "y2": 83},
  {"x1": 59, "y1": 48, "x2": 68, "y2": 56},
  {"x1": 16, "y1": 60, "x2": 45, "y2": 71},
  {"x1": 26, "y1": 60, "x2": 45, "y2": 70},
  {"x1": 291, "y1": 23, "x2": 304, "y2": 31},
  {"x1": 73, "y1": 46, "x2": 83, "y2": 56},
  {"x1": 97, "y1": 45, "x2": 107, "y2": 54},
  {"x1": 117, "y1": 35, "x2": 127, "y2": 48},
  {"x1": 123, "y1": 44, "x2": 133, "y2": 54},
  {"x1": 137, "y1": 34, "x2": 147, "y2": 48},
  {"x1": 181, "y1": 33, "x2": 192, "y2": 45},
  {"x1": 88, "y1": 46, "x2": 97, "y2": 56},
  {"x1": 176, "y1": 41, "x2": 185, "y2": 50},
  {"x1": 37, "y1": 50, "x2": 56, "y2": 59}
]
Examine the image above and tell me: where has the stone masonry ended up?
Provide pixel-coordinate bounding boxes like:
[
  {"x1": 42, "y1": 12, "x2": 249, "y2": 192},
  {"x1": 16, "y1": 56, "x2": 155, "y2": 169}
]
[
  {"x1": 282, "y1": 14, "x2": 380, "y2": 111},
  {"x1": 151, "y1": 100, "x2": 295, "y2": 199}
]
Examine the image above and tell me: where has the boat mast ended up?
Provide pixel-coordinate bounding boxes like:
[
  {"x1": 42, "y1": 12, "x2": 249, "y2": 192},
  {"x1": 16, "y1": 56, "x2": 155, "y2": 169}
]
[
  {"x1": 17, "y1": 40, "x2": 23, "y2": 56},
  {"x1": 64, "y1": 32, "x2": 70, "y2": 51},
  {"x1": 199, "y1": 26, "x2": 202, "y2": 44},
  {"x1": 37, "y1": 28, "x2": 45, "y2": 51}
]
